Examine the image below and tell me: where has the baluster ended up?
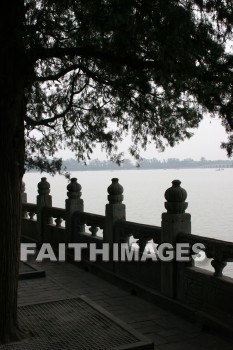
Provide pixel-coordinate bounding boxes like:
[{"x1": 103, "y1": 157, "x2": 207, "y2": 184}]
[
  {"x1": 29, "y1": 210, "x2": 36, "y2": 220},
  {"x1": 211, "y1": 259, "x2": 227, "y2": 277},
  {"x1": 120, "y1": 230, "x2": 130, "y2": 245},
  {"x1": 89, "y1": 226, "x2": 98, "y2": 237},
  {"x1": 22, "y1": 206, "x2": 28, "y2": 219},
  {"x1": 55, "y1": 217, "x2": 63, "y2": 228},
  {"x1": 135, "y1": 234, "x2": 148, "y2": 253},
  {"x1": 206, "y1": 245, "x2": 227, "y2": 277}
]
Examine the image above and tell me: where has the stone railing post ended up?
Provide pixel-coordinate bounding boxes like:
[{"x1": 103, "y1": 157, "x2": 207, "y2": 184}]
[
  {"x1": 161, "y1": 180, "x2": 191, "y2": 298},
  {"x1": 21, "y1": 180, "x2": 28, "y2": 219},
  {"x1": 21, "y1": 181, "x2": 27, "y2": 203},
  {"x1": 105, "y1": 178, "x2": 126, "y2": 246},
  {"x1": 105, "y1": 178, "x2": 125, "y2": 271},
  {"x1": 65, "y1": 178, "x2": 84, "y2": 242},
  {"x1": 37, "y1": 177, "x2": 52, "y2": 242}
]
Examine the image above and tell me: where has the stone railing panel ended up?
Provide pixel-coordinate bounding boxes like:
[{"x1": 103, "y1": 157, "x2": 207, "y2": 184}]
[
  {"x1": 45, "y1": 207, "x2": 66, "y2": 228},
  {"x1": 73, "y1": 211, "x2": 105, "y2": 239},
  {"x1": 22, "y1": 203, "x2": 37, "y2": 220},
  {"x1": 113, "y1": 220, "x2": 162, "y2": 291},
  {"x1": 114, "y1": 220, "x2": 161, "y2": 252},
  {"x1": 177, "y1": 232, "x2": 233, "y2": 277}
]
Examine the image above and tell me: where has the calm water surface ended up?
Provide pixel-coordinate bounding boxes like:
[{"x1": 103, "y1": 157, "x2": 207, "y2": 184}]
[{"x1": 24, "y1": 168, "x2": 233, "y2": 241}]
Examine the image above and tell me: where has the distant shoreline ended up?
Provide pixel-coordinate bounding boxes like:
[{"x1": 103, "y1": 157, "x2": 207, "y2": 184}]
[{"x1": 27, "y1": 158, "x2": 233, "y2": 173}]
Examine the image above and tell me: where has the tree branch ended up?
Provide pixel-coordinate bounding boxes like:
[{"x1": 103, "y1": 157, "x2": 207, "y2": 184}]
[
  {"x1": 35, "y1": 63, "x2": 81, "y2": 81},
  {"x1": 30, "y1": 45, "x2": 156, "y2": 70},
  {"x1": 26, "y1": 73, "x2": 81, "y2": 127}
]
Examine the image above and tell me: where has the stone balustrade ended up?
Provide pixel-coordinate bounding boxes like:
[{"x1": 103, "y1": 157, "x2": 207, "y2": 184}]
[
  {"x1": 44, "y1": 207, "x2": 66, "y2": 227},
  {"x1": 21, "y1": 176, "x2": 233, "y2": 332},
  {"x1": 73, "y1": 211, "x2": 105, "y2": 238},
  {"x1": 22, "y1": 203, "x2": 37, "y2": 220},
  {"x1": 114, "y1": 221, "x2": 161, "y2": 251},
  {"x1": 177, "y1": 232, "x2": 233, "y2": 277}
]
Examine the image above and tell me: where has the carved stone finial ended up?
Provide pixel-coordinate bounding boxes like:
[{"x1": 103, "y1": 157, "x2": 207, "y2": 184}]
[
  {"x1": 38, "y1": 177, "x2": 50, "y2": 196},
  {"x1": 164, "y1": 180, "x2": 188, "y2": 214},
  {"x1": 107, "y1": 178, "x2": 124, "y2": 204},
  {"x1": 67, "y1": 178, "x2": 82, "y2": 199}
]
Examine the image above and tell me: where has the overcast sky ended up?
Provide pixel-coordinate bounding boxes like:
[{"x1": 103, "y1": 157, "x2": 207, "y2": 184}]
[{"x1": 57, "y1": 115, "x2": 230, "y2": 161}]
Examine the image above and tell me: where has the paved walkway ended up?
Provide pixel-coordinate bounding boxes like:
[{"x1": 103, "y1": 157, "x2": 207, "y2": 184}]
[{"x1": 18, "y1": 260, "x2": 232, "y2": 350}]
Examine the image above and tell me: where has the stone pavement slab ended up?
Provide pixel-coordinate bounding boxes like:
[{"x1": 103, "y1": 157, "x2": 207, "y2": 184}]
[
  {"x1": 18, "y1": 260, "x2": 233, "y2": 350},
  {"x1": 2, "y1": 297, "x2": 153, "y2": 350},
  {"x1": 19, "y1": 262, "x2": 45, "y2": 280}
]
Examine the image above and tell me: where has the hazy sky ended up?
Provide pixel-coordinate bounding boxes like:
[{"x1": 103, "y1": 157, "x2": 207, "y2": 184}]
[{"x1": 57, "y1": 115, "x2": 230, "y2": 161}]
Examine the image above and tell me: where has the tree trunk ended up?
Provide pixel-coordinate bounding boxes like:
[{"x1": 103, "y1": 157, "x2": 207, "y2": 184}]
[
  {"x1": 0, "y1": 0, "x2": 30, "y2": 343},
  {"x1": 0, "y1": 124, "x2": 24, "y2": 344}
]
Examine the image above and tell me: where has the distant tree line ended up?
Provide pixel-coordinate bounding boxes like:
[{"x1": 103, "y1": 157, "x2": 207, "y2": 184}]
[{"x1": 62, "y1": 157, "x2": 233, "y2": 171}]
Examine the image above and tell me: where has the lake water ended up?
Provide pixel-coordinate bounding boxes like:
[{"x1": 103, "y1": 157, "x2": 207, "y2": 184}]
[
  {"x1": 24, "y1": 168, "x2": 233, "y2": 277},
  {"x1": 24, "y1": 168, "x2": 233, "y2": 241}
]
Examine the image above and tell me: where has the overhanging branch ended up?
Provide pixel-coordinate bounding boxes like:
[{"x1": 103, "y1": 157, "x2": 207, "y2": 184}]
[
  {"x1": 26, "y1": 73, "x2": 82, "y2": 127},
  {"x1": 30, "y1": 45, "x2": 157, "y2": 70},
  {"x1": 35, "y1": 63, "x2": 81, "y2": 81}
]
